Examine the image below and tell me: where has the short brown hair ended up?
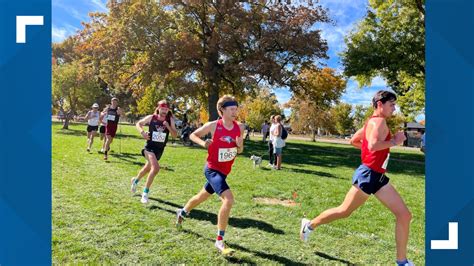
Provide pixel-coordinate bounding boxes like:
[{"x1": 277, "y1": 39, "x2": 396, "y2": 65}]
[
  {"x1": 217, "y1": 95, "x2": 238, "y2": 117},
  {"x1": 372, "y1": 90, "x2": 397, "y2": 108}
]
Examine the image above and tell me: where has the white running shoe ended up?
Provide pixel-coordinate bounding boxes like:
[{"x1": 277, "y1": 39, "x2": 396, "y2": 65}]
[
  {"x1": 300, "y1": 218, "x2": 312, "y2": 242},
  {"x1": 130, "y1": 178, "x2": 138, "y2": 194},
  {"x1": 141, "y1": 193, "x2": 149, "y2": 204},
  {"x1": 398, "y1": 260, "x2": 415, "y2": 266},
  {"x1": 175, "y1": 209, "x2": 185, "y2": 229},
  {"x1": 215, "y1": 240, "x2": 235, "y2": 255}
]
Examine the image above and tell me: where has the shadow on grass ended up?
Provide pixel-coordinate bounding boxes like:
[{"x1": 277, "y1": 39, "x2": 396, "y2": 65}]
[
  {"x1": 111, "y1": 152, "x2": 143, "y2": 166},
  {"x1": 54, "y1": 126, "x2": 424, "y2": 177},
  {"x1": 55, "y1": 126, "x2": 191, "y2": 148},
  {"x1": 314, "y1": 251, "x2": 355, "y2": 265},
  {"x1": 106, "y1": 152, "x2": 177, "y2": 170},
  {"x1": 146, "y1": 196, "x2": 285, "y2": 235},
  {"x1": 240, "y1": 140, "x2": 425, "y2": 177},
  {"x1": 55, "y1": 127, "x2": 142, "y2": 140},
  {"x1": 181, "y1": 229, "x2": 305, "y2": 265},
  {"x1": 284, "y1": 167, "x2": 340, "y2": 179},
  {"x1": 55, "y1": 128, "x2": 87, "y2": 137}
]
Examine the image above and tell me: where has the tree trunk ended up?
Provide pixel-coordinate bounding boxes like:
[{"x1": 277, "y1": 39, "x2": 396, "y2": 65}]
[
  {"x1": 208, "y1": 82, "x2": 219, "y2": 121},
  {"x1": 205, "y1": 47, "x2": 221, "y2": 121},
  {"x1": 62, "y1": 110, "x2": 73, "y2": 129},
  {"x1": 62, "y1": 116, "x2": 70, "y2": 129},
  {"x1": 311, "y1": 130, "x2": 316, "y2": 142}
]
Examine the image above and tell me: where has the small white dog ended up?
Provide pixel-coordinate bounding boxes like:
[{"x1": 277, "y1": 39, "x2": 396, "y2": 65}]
[{"x1": 250, "y1": 155, "x2": 263, "y2": 168}]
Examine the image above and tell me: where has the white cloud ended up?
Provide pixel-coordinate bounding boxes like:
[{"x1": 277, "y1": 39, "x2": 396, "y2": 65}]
[
  {"x1": 371, "y1": 76, "x2": 387, "y2": 87},
  {"x1": 272, "y1": 88, "x2": 292, "y2": 105},
  {"x1": 52, "y1": 0, "x2": 89, "y2": 22},
  {"x1": 90, "y1": 0, "x2": 108, "y2": 12},
  {"x1": 320, "y1": 23, "x2": 356, "y2": 53},
  {"x1": 272, "y1": 88, "x2": 293, "y2": 116},
  {"x1": 341, "y1": 78, "x2": 378, "y2": 106},
  {"x1": 52, "y1": 26, "x2": 67, "y2": 43},
  {"x1": 52, "y1": 24, "x2": 79, "y2": 43}
]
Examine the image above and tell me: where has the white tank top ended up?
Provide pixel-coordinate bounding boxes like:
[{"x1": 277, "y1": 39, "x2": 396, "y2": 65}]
[{"x1": 88, "y1": 111, "x2": 100, "y2": 126}]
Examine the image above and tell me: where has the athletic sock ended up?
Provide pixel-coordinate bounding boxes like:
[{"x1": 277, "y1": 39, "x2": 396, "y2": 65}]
[
  {"x1": 217, "y1": 230, "x2": 225, "y2": 241},
  {"x1": 143, "y1": 188, "x2": 149, "y2": 194},
  {"x1": 306, "y1": 223, "x2": 314, "y2": 231},
  {"x1": 133, "y1": 178, "x2": 139, "y2": 184},
  {"x1": 180, "y1": 208, "x2": 188, "y2": 217},
  {"x1": 396, "y1": 259, "x2": 408, "y2": 266}
]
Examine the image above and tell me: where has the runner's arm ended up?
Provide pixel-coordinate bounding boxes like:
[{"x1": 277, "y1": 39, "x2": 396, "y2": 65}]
[
  {"x1": 367, "y1": 119, "x2": 397, "y2": 152},
  {"x1": 99, "y1": 112, "x2": 106, "y2": 124},
  {"x1": 237, "y1": 123, "x2": 245, "y2": 153},
  {"x1": 167, "y1": 117, "x2": 178, "y2": 138},
  {"x1": 190, "y1": 121, "x2": 215, "y2": 148},
  {"x1": 350, "y1": 128, "x2": 364, "y2": 149},
  {"x1": 136, "y1": 115, "x2": 153, "y2": 139}
]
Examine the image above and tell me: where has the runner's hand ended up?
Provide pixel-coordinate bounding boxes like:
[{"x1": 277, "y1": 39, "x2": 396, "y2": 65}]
[
  {"x1": 393, "y1": 131, "x2": 406, "y2": 145},
  {"x1": 204, "y1": 139, "x2": 213, "y2": 149},
  {"x1": 141, "y1": 131, "x2": 150, "y2": 140},
  {"x1": 236, "y1": 136, "x2": 243, "y2": 148}
]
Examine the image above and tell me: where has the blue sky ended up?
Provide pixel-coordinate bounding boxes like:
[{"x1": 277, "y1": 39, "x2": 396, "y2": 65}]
[
  {"x1": 273, "y1": 0, "x2": 388, "y2": 113},
  {"x1": 52, "y1": 0, "x2": 422, "y2": 121}
]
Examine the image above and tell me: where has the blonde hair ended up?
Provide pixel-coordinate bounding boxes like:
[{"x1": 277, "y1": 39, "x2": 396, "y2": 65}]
[
  {"x1": 274, "y1": 115, "x2": 282, "y2": 123},
  {"x1": 217, "y1": 95, "x2": 238, "y2": 117}
]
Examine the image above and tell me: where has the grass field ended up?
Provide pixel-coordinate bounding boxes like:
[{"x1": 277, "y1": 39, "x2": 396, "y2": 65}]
[{"x1": 52, "y1": 122, "x2": 425, "y2": 265}]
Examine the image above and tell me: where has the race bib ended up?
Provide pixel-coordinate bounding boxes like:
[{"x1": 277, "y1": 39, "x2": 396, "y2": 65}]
[
  {"x1": 218, "y1": 147, "x2": 237, "y2": 162},
  {"x1": 152, "y1": 131, "x2": 167, "y2": 143},
  {"x1": 107, "y1": 114, "x2": 116, "y2": 121},
  {"x1": 382, "y1": 153, "x2": 390, "y2": 170}
]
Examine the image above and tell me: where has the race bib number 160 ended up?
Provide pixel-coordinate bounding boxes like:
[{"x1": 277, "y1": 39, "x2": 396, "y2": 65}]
[{"x1": 218, "y1": 147, "x2": 237, "y2": 162}]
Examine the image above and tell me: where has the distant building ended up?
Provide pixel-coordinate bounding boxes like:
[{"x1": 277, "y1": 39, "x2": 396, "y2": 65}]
[{"x1": 405, "y1": 122, "x2": 425, "y2": 147}]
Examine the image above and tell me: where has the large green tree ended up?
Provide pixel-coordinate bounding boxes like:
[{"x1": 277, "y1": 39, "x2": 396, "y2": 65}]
[
  {"x1": 331, "y1": 103, "x2": 354, "y2": 135},
  {"x1": 52, "y1": 61, "x2": 104, "y2": 129},
  {"x1": 341, "y1": 0, "x2": 425, "y2": 120},
  {"x1": 359, "y1": 105, "x2": 406, "y2": 133},
  {"x1": 240, "y1": 88, "x2": 281, "y2": 131},
  {"x1": 77, "y1": 1, "x2": 331, "y2": 120},
  {"x1": 353, "y1": 104, "x2": 368, "y2": 131},
  {"x1": 289, "y1": 67, "x2": 346, "y2": 140}
]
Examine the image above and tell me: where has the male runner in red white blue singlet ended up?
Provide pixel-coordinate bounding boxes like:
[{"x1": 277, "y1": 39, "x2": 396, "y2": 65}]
[
  {"x1": 299, "y1": 90, "x2": 414, "y2": 266},
  {"x1": 176, "y1": 95, "x2": 244, "y2": 255}
]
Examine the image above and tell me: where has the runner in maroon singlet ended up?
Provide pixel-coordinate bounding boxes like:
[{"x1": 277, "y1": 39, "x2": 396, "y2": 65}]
[
  {"x1": 102, "y1": 97, "x2": 123, "y2": 160},
  {"x1": 131, "y1": 100, "x2": 177, "y2": 204}
]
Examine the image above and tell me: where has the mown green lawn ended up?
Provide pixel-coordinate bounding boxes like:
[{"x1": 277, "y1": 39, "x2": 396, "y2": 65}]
[{"x1": 52, "y1": 122, "x2": 425, "y2": 265}]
